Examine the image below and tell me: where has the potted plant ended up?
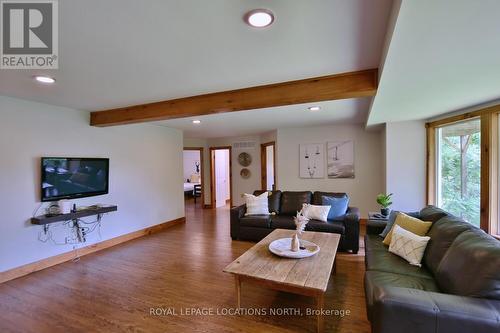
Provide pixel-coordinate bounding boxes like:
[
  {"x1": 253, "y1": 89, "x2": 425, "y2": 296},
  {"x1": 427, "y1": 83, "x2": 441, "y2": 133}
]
[{"x1": 376, "y1": 193, "x2": 393, "y2": 216}]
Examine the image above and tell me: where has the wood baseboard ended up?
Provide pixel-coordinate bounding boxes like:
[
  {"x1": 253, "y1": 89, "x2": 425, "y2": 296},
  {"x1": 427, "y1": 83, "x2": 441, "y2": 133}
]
[
  {"x1": 203, "y1": 204, "x2": 213, "y2": 209},
  {"x1": 0, "y1": 217, "x2": 185, "y2": 284}
]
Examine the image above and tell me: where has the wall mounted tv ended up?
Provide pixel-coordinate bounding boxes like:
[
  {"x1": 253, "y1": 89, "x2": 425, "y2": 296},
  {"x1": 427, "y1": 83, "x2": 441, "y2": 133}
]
[{"x1": 41, "y1": 157, "x2": 109, "y2": 202}]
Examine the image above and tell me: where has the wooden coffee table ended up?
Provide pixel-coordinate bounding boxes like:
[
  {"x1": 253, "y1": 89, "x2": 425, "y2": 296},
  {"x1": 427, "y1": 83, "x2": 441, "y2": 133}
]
[{"x1": 223, "y1": 229, "x2": 340, "y2": 333}]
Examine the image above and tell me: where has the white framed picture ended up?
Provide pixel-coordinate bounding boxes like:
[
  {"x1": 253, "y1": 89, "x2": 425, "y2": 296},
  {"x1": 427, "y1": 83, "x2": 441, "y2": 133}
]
[
  {"x1": 327, "y1": 141, "x2": 354, "y2": 178},
  {"x1": 299, "y1": 143, "x2": 325, "y2": 178}
]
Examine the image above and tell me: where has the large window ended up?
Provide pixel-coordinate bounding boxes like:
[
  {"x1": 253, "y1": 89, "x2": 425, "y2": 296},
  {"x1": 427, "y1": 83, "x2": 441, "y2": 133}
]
[
  {"x1": 427, "y1": 107, "x2": 500, "y2": 237},
  {"x1": 436, "y1": 119, "x2": 481, "y2": 226}
]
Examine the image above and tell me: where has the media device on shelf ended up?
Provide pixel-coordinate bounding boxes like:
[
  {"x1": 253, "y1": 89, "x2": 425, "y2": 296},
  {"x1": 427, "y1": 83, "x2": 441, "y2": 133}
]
[{"x1": 41, "y1": 157, "x2": 109, "y2": 202}]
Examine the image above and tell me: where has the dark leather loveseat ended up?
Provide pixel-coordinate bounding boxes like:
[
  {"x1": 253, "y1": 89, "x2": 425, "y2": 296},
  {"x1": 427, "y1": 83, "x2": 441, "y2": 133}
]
[
  {"x1": 230, "y1": 190, "x2": 360, "y2": 253},
  {"x1": 364, "y1": 206, "x2": 500, "y2": 333}
]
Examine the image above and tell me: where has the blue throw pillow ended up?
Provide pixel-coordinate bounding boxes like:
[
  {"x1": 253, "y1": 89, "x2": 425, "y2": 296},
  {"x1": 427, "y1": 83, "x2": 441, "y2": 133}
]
[{"x1": 322, "y1": 195, "x2": 349, "y2": 220}]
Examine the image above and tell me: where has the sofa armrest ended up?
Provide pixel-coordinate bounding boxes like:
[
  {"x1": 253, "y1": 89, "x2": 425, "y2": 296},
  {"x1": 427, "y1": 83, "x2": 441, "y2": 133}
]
[
  {"x1": 346, "y1": 206, "x2": 360, "y2": 222},
  {"x1": 366, "y1": 220, "x2": 387, "y2": 235},
  {"x1": 372, "y1": 286, "x2": 500, "y2": 333},
  {"x1": 230, "y1": 204, "x2": 246, "y2": 240},
  {"x1": 343, "y1": 207, "x2": 360, "y2": 253}
]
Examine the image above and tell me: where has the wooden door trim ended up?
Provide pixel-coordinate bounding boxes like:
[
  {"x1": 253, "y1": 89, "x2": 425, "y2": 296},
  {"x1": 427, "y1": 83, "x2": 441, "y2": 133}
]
[
  {"x1": 261, "y1": 141, "x2": 276, "y2": 191},
  {"x1": 209, "y1": 146, "x2": 233, "y2": 208}
]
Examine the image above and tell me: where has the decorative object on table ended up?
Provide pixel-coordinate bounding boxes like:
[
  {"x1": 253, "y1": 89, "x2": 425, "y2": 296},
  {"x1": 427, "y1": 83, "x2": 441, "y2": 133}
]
[
  {"x1": 327, "y1": 140, "x2": 354, "y2": 178},
  {"x1": 268, "y1": 237, "x2": 320, "y2": 258},
  {"x1": 240, "y1": 168, "x2": 251, "y2": 179},
  {"x1": 195, "y1": 161, "x2": 200, "y2": 174},
  {"x1": 238, "y1": 152, "x2": 252, "y2": 166},
  {"x1": 292, "y1": 211, "x2": 309, "y2": 251},
  {"x1": 58, "y1": 199, "x2": 72, "y2": 214},
  {"x1": 369, "y1": 212, "x2": 389, "y2": 221},
  {"x1": 299, "y1": 143, "x2": 325, "y2": 178},
  {"x1": 376, "y1": 193, "x2": 393, "y2": 216}
]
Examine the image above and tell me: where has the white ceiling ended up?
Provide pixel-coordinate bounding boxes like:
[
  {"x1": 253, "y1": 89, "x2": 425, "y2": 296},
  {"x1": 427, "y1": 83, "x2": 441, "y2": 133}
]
[
  {"x1": 156, "y1": 98, "x2": 371, "y2": 138},
  {"x1": 0, "y1": 0, "x2": 392, "y2": 112},
  {"x1": 367, "y1": 0, "x2": 500, "y2": 125}
]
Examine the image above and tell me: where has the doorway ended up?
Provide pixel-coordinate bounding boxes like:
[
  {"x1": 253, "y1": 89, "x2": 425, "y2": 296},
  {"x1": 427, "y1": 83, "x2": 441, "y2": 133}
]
[
  {"x1": 210, "y1": 147, "x2": 232, "y2": 208},
  {"x1": 183, "y1": 147, "x2": 204, "y2": 207},
  {"x1": 261, "y1": 142, "x2": 276, "y2": 191}
]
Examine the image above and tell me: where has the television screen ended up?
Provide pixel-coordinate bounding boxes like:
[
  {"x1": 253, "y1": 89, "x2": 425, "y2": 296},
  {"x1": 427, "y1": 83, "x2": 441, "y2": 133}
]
[{"x1": 41, "y1": 157, "x2": 109, "y2": 202}]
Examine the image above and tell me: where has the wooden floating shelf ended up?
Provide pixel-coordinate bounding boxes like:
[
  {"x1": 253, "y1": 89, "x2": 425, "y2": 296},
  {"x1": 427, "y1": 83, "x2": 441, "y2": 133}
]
[{"x1": 31, "y1": 205, "x2": 118, "y2": 225}]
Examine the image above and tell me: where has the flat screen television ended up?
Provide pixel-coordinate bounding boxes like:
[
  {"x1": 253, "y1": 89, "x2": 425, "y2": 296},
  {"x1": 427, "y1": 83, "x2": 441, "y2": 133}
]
[{"x1": 41, "y1": 157, "x2": 109, "y2": 202}]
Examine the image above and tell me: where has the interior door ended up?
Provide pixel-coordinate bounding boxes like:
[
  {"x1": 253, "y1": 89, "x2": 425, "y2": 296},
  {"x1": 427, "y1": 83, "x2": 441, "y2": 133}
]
[{"x1": 215, "y1": 150, "x2": 228, "y2": 208}]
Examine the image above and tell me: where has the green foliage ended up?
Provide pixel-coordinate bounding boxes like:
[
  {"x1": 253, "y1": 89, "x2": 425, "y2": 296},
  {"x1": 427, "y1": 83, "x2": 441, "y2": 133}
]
[
  {"x1": 376, "y1": 193, "x2": 393, "y2": 208},
  {"x1": 439, "y1": 132, "x2": 480, "y2": 226}
]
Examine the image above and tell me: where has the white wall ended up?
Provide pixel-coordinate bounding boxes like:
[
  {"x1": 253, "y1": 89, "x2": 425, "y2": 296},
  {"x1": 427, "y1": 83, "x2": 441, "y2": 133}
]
[
  {"x1": 385, "y1": 120, "x2": 426, "y2": 212},
  {"x1": 276, "y1": 125, "x2": 384, "y2": 216},
  {"x1": 208, "y1": 136, "x2": 261, "y2": 206},
  {"x1": 183, "y1": 150, "x2": 200, "y2": 181},
  {"x1": 0, "y1": 96, "x2": 184, "y2": 272}
]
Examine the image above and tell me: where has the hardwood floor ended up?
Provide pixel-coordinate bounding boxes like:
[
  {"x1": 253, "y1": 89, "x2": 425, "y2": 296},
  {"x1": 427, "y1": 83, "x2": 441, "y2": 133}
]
[{"x1": 0, "y1": 199, "x2": 369, "y2": 333}]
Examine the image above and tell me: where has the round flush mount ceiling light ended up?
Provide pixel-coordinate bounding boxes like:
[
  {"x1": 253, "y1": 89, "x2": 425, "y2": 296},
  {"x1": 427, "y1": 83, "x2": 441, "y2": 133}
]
[
  {"x1": 34, "y1": 75, "x2": 56, "y2": 84},
  {"x1": 244, "y1": 9, "x2": 275, "y2": 28},
  {"x1": 308, "y1": 106, "x2": 321, "y2": 111},
  {"x1": 192, "y1": 120, "x2": 201, "y2": 124}
]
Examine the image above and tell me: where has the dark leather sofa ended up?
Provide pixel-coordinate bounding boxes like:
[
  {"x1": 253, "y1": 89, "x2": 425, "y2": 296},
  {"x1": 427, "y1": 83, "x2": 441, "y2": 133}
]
[
  {"x1": 364, "y1": 206, "x2": 500, "y2": 333},
  {"x1": 230, "y1": 190, "x2": 360, "y2": 253}
]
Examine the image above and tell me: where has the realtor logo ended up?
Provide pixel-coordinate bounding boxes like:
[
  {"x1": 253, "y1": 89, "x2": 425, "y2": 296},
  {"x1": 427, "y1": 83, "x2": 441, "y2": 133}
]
[{"x1": 1, "y1": 0, "x2": 58, "y2": 69}]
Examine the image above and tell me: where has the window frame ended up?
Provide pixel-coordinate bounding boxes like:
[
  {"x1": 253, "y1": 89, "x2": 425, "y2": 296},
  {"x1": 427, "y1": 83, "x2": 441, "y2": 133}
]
[{"x1": 426, "y1": 105, "x2": 500, "y2": 236}]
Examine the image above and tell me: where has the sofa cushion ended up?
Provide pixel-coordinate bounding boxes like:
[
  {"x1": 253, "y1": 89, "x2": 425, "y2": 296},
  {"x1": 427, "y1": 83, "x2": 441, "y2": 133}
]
[
  {"x1": 365, "y1": 235, "x2": 434, "y2": 280},
  {"x1": 306, "y1": 219, "x2": 345, "y2": 234},
  {"x1": 270, "y1": 215, "x2": 296, "y2": 229},
  {"x1": 364, "y1": 234, "x2": 388, "y2": 253},
  {"x1": 280, "y1": 191, "x2": 312, "y2": 215},
  {"x1": 312, "y1": 191, "x2": 347, "y2": 205},
  {"x1": 419, "y1": 205, "x2": 449, "y2": 223},
  {"x1": 365, "y1": 270, "x2": 440, "y2": 293},
  {"x1": 253, "y1": 190, "x2": 282, "y2": 214},
  {"x1": 423, "y1": 215, "x2": 474, "y2": 275},
  {"x1": 435, "y1": 229, "x2": 500, "y2": 300},
  {"x1": 239, "y1": 215, "x2": 271, "y2": 228}
]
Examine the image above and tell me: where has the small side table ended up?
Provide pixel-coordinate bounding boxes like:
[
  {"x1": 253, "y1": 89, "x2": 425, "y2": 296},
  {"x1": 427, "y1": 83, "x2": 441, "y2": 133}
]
[{"x1": 367, "y1": 212, "x2": 389, "y2": 235}]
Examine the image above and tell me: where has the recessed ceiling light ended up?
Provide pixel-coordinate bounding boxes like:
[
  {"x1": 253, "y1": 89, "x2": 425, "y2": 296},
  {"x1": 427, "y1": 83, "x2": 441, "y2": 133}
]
[
  {"x1": 308, "y1": 106, "x2": 321, "y2": 111},
  {"x1": 34, "y1": 76, "x2": 56, "y2": 84},
  {"x1": 192, "y1": 120, "x2": 201, "y2": 124},
  {"x1": 244, "y1": 9, "x2": 275, "y2": 28}
]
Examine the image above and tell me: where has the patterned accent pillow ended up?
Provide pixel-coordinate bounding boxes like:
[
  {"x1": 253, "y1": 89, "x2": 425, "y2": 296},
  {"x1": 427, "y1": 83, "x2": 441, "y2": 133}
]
[
  {"x1": 389, "y1": 225, "x2": 430, "y2": 267},
  {"x1": 383, "y1": 212, "x2": 432, "y2": 245},
  {"x1": 244, "y1": 192, "x2": 270, "y2": 215}
]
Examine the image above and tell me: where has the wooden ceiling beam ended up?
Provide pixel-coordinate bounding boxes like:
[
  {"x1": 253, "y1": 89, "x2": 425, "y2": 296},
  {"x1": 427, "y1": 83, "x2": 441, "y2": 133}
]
[{"x1": 90, "y1": 69, "x2": 378, "y2": 127}]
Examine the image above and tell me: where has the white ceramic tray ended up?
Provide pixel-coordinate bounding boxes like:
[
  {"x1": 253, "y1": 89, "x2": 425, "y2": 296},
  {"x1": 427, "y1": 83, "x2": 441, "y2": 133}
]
[{"x1": 268, "y1": 238, "x2": 320, "y2": 259}]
